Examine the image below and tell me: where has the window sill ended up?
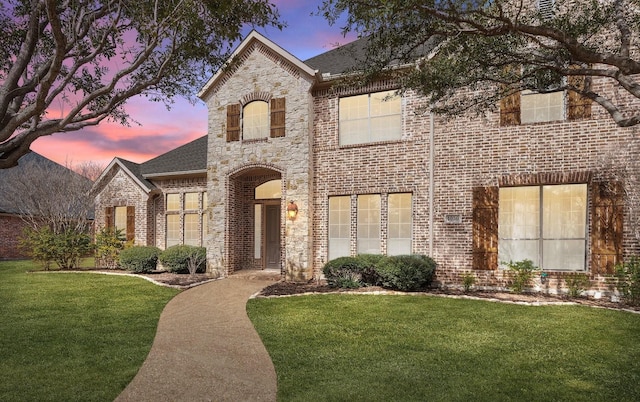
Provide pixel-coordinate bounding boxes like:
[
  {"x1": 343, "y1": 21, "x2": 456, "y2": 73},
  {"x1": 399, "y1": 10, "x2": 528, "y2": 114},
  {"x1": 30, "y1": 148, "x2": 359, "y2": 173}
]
[{"x1": 338, "y1": 138, "x2": 406, "y2": 149}]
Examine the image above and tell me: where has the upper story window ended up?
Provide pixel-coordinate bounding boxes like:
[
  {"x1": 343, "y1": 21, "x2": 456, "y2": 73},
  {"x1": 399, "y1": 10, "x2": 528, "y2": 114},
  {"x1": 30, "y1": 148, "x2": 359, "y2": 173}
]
[
  {"x1": 243, "y1": 101, "x2": 269, "y2": 140},
  {"x1": 520, "y1": 90, "x2": 564, "y2": 124},
  {"x1": 339, "y1": 90, "x2": 401, "y2": 146},
  {"x1": 500, "y1": 70, "x2": 591, "y2": 126},
  {"x1": 226, "y1": 97, "x2": 286, "y2": 142}
]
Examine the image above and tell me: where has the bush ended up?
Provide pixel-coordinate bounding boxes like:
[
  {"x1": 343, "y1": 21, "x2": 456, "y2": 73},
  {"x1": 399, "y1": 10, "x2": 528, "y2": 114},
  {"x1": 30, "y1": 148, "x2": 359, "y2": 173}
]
[
  {"x1": 504, "y1": 259, "x2": 539, "y2": 294},
  {"x1": 323, "y1": 256, "x2": 365, "y2": 288},
  {"x1": 160, "y1": 245, "x2": 206, "y2": 274},
  {"x1": 20, "y1": 227, "x2": 93, "y2": 270},
  {"x1": 614, "y1": 256, "x2": 640, "y2": 306},
  {"x1": 375, "y1": 254, "x2": 436, "y2": 291},
  {"x1": 462, "y1": 272, "x2": 476, "y2": 292},
  {"x1": 95, "y1": 227, "x2": 126, "y2": 269},
  {"x1": 119, "y1": 246, "x2": 161, "y2": 273},
  {"x1": 565, "y1": 273, "x2": 591, "y2": 298}
]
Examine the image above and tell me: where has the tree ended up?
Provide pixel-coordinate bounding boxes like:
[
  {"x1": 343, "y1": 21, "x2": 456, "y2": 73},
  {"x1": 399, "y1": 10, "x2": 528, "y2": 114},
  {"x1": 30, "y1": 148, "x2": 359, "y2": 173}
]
[
  {"x1": 0, "y1": 152, "x2": 94, "y2": 234},
  {"x1": 0, "y1": 0, "x2": 282, "y2": 169},
  {"x1": 320, "y1": 0, "x2": 640, "y2": 127}
]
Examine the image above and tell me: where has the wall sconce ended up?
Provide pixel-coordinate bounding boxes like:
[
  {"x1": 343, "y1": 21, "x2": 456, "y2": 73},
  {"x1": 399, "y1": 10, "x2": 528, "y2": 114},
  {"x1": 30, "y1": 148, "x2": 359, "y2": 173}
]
[{"x1": 287, "y1": 201, "x2": 298, "y2": 221}]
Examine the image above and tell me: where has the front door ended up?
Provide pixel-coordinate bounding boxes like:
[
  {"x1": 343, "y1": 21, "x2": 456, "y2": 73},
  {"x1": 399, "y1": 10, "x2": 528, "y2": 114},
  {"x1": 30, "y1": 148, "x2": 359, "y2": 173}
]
[{"x1": 264, "y1": 204, "x2": 281, "y2": 269}]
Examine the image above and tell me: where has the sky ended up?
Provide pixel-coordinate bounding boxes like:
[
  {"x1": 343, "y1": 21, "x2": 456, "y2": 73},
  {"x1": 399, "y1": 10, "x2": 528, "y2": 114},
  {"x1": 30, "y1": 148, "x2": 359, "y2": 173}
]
[{"x1": 30, "y1": 1, "x2": 356, "y2": 168}]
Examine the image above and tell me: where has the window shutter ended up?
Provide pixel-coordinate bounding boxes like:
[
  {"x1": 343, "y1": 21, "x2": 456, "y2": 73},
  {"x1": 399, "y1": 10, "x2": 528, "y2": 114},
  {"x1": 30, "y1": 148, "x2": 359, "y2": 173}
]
[
  {"x1": 499, "y1": 91, "x2": 521, "y2": 126},
  {"x1": 472, "y1": 186, "x2": 499, "y2": 270},
  {"x1": 105, "y1": 207, "x2": 114, "y2": 228},
  {"x1": 567, "y1": 72, "x2": 592, "y2": 121},
  {"x1": 126, "y1": 206, "x2": 135, "y2": 242},
  {"x1": 270, "y1": 97, "x2": 286, "y2": 138},
  {"x1": 591, "y1": 182, "x2": 624, "y2": 274},
  {"x1": 226, "y1": 104, "x2": 240, "y2": 142}
]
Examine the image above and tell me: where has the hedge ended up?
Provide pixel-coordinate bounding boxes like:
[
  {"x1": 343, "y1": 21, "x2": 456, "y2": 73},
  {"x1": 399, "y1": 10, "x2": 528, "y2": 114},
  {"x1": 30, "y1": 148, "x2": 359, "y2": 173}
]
[{"x1": 119, "y1": 246, "x2": 161, "y2": 273}]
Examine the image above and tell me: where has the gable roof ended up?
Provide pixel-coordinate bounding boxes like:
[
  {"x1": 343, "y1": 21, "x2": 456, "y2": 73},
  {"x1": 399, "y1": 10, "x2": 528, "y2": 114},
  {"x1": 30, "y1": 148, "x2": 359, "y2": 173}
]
[
  {"x1": 140, "y1": 135, "x2": 207, "y2": 178},
  {"x1": 0, "y1": 151, "x2": 92, "y2": 215},
  {"x1": 304, "y1": 36, "x2": 370, "y2": 78},
  {"x1": 91, "y1": 157, "x2": 156, "y2": 195},
  {"x1": 198, "y1": 30, "x2": 318, "y2": 101}
]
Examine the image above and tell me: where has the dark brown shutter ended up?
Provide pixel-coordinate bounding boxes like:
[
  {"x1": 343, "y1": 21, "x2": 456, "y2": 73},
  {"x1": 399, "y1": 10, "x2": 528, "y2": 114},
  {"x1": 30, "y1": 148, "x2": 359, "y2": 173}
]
[
  {"x1": 126, "y1": 206, "x2": 135, "y2": 242},
  {"x1": 270, "y1": 97, "x2": 286, "y2": 138},
  {"x1": 105, "y1": 207, "x2": 114, "y2": 228},
  {"x1": 226, "y1": 104, "x2": 240, "y2": 142},
  {"x1": 567, "y1": 70, "x2": 592, "y2": 120},
  {"x1": 591, "y1": 182, "x2": 624, "y2": 274},
  {"x1": 472, "y1": 186, "x2": 499, "y2": 270},
  {"x1": 499, "y1": 91, "x2": 521, "y2": 126}
]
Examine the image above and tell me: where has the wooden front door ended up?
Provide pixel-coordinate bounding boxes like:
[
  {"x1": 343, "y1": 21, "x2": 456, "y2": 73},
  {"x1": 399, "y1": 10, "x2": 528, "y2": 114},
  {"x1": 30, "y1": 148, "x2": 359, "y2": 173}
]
[{"x1": 264, "y1": 204, "x2": 281, "y2": 269}]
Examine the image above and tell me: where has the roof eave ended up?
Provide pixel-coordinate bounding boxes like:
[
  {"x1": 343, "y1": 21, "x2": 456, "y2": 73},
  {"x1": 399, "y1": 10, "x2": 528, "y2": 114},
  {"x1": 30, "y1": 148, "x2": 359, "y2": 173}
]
[
  {"x1": 143, "y1": 169, "x2": 207, "y2": 180},
  {"x1": 198, "y1": 30, "x2": 317, "y2": 101}
]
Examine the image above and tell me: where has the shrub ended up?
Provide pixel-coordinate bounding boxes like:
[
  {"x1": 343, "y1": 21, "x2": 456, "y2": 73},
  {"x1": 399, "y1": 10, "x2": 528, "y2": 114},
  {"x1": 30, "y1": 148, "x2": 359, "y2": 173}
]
[
  {"x1": 160, "y1": 245, "x2": 206, "y2": 274},
  {"x1": 504, "y1": 259, "x2": 539, "y2": 294},
  {"x1": 462, "y1": 272, "x2": 476, "y2": 293},
  {"x1": 119, "y1": 246, "x2": 161, "y2": 273},
  {"x1": 323, "y1": 256, "x2": 365, "y2": 288},
  {"x1": 614, "y1": 256, "x2": 640, "y2": 306},
  {"x1": 95, "y1": 227, "x2": 126, "y2": 269},
  {"x1": 375, "y1": 254, "x2": 436, "y2": 291},
  {"x1": 565, "y1": 273, "x2": 591, "y2": 298},
  {"x1": 20, "y1": 227, "x2": 93, "y2": 270}
]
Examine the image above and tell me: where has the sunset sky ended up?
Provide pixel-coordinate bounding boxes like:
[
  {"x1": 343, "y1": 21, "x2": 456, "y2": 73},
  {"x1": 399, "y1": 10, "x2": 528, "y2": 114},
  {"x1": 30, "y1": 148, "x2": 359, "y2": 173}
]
[{"x1": 31, "y1": 1, "x2": 356, "y2": 168}]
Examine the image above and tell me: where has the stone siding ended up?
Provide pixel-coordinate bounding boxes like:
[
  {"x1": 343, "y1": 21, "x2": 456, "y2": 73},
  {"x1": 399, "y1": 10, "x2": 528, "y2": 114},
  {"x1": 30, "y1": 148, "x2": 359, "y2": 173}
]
[{"x1": 204, "y1": 42, "x2": 315, "y2": 279}]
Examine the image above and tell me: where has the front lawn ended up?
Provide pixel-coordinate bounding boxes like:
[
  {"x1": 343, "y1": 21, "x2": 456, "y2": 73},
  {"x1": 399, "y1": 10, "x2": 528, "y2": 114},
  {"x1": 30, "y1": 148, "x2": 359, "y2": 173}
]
[
  {"x1": 248, "y1": 294, "x2": 640, "y2": 401},
  {"x1": 0, "y1": 260, "x2": 179, "y2": 401}
]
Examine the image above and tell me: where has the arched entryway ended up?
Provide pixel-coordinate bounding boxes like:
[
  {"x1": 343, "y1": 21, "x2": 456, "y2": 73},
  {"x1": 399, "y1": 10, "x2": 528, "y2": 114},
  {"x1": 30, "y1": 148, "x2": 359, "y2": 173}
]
[{"x1": 228, "y1": 166, "x2": 283, "y2": 274}]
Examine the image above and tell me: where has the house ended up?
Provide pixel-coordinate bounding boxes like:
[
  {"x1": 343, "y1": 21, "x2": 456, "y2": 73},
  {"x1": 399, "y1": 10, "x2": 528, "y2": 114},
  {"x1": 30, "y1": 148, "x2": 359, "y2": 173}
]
[
  {"x1": 0, "y1": 152, "x2": 94, "y2": 259},
  {"x1": 93, "y1": 31, "x2": 639, "y2": 294}
]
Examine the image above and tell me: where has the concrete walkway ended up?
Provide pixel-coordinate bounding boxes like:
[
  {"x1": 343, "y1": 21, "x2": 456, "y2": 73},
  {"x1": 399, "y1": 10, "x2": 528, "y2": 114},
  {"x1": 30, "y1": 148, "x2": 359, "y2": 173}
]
[{"x1": 116, "y1": 271, "x2": 281, "y2": 402}]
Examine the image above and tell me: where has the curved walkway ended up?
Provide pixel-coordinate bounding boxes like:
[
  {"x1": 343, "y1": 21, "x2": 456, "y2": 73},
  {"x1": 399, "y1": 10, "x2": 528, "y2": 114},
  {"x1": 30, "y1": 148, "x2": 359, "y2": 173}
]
[{"x1": 116, "y1": 271, "x2": 281, "y2": 402}]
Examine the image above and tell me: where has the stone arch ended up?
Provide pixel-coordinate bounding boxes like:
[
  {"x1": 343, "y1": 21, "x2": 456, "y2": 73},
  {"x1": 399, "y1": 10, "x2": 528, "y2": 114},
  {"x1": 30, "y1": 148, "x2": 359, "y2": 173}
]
[{"x1": 226, "y1": 163, "x2": 286, "y2": 274}]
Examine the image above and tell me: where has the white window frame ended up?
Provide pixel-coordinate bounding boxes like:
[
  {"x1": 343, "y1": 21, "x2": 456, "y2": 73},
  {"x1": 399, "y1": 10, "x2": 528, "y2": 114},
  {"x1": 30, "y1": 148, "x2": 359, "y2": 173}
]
[
  {"x1": 243, "y1": 100, "x2": 269, "y2": 140},
  {"x1": 339, "y1": 90, "x2": 401, "y2": 146},
  {"x1": 498, "y1": 184, "x2": 587, "y2": 271}
]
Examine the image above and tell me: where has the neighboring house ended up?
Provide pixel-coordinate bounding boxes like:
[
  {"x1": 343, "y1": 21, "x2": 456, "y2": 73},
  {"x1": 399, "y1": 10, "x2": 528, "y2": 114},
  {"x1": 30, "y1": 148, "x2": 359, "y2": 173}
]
[
  {"x1": 0, "y1": 152, "x2": 94, "y2": 259},
  {"x1": 93, "y1": 30, "x2": 639, "y2": 294}
]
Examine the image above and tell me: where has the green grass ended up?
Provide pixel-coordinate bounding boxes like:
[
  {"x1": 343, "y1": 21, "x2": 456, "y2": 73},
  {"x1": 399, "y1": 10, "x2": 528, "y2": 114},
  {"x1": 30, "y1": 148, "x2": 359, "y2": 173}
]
[
  {"x1": 248, "y1": 294, "x2": 640, "y2": 402},
  {"x1": 0, "y1": 260, "x2": 180, "y2": 401}
]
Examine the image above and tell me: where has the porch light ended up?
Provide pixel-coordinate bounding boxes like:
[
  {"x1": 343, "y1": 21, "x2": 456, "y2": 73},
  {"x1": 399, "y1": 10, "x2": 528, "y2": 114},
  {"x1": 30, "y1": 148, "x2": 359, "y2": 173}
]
[{"x1": 287, "y1": 201, "x2": 298, "y2": 221}]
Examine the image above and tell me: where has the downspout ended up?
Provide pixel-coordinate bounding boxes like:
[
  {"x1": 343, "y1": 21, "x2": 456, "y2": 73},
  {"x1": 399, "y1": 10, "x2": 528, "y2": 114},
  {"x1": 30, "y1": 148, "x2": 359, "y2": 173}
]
[{"x1": 429, "y1": 111, "x2": 435, "y2": 257}]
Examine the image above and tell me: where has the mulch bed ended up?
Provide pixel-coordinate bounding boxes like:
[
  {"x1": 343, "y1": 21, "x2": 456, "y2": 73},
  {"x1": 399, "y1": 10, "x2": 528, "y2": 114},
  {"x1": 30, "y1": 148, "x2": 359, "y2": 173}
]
[
  {"x1": 54, "y1": 269, "x2": 640, "y2": 312},
  {"x1": 257, "y1": 280, "x2": 640, "y2": 312}
]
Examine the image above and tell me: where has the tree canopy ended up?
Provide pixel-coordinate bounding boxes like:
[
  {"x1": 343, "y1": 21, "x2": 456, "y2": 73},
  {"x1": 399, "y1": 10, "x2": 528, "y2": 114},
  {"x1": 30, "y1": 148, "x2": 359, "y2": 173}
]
[
  {"x1": 0, "y1": 0, "x2": 282, "y2": 169},
  {"x1": 320, "y1": 0, "x2": 640, "y2": 127}
]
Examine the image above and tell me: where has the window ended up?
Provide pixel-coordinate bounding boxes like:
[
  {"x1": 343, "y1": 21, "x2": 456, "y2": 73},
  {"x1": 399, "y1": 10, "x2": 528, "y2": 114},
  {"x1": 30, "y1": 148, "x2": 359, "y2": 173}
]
[
  {"x1": 254, "y1": 204, "x2": 262, "y2": 259},
  {"x1": 243, "y1": 101, "x2": 269, "y2": 140},
  {"x1": 165, "y1": 191, "x2": 206, "y2": 248},
  {"x1": 388, "y1": 193, "x2": 412, "y2": 255},
  {"x1": 521, "y1": 90, "x2": 564, "y2": 124},
  {"x1": 184, "y1": 214, "x2": 199, "y2": 246},
  {"x1": 357, "y1": 195, "x2": 381, "y2": 254},
  {"x1": 226, "y1": 97, "x2": 286, "y2": 141},
  {"x1": 114, "y1": 206, "x2": 127, "y2": 234},
  {"x1": 328, "y1": 196, "x2": 351, "y2": 260},
  {"x1": 498, "y1": 184, "x2": 587, "y2": 271},
  {"x1": 255, "y1": 180, "x2": 281, "y2": 199},
  {"x1": 166, "y1": 215, "x2": 180, "y2": 248},
  {"x1": 167, "y1": 194, "x2": 180, "y2": 211},
  {"x1": 184, "y1": 193, "x2": 199, "y2": 210},
  {"x1": 339, "y1": 90, "x2": 401, "y2": 145}
]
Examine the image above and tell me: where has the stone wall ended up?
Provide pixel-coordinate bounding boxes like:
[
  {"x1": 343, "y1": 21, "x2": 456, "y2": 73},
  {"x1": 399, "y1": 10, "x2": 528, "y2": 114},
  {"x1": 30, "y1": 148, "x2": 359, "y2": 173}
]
[{"x1": 204, "y1": 42, "x2": 315, "y2": 279}]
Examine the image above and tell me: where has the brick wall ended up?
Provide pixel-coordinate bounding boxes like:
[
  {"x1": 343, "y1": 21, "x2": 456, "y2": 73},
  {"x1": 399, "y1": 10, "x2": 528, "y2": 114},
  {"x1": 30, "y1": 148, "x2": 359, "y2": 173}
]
[
  {"x1": 311, "y1": 77, "x2": 640, "y2": 296},
  {"x1": 94, "y1": 166, "x2": 150, "y2": 246},
  {"x1": 0, "y1": 214, "x2": 29, "y2": 259}
]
